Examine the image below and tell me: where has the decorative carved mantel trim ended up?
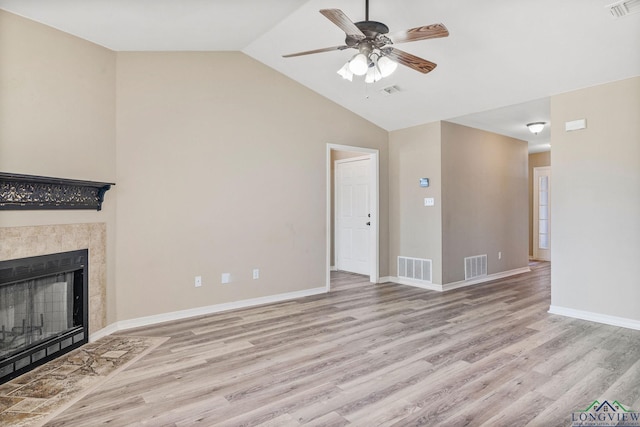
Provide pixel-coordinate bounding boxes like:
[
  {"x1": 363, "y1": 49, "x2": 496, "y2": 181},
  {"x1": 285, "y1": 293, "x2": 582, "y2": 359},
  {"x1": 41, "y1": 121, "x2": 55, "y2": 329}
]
[{"x1": 0, "y1": 172, "x2": 115, "y2": 211}]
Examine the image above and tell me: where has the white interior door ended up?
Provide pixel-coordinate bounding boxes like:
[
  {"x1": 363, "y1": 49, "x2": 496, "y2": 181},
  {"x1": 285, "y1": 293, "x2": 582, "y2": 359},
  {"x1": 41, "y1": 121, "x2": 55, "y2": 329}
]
[
  {"x1": 533, "y1": 166, "x2": 551, "y2": 261},
  {"x1": 335, "y1": 158, "x2": 370, "y2": 275}
]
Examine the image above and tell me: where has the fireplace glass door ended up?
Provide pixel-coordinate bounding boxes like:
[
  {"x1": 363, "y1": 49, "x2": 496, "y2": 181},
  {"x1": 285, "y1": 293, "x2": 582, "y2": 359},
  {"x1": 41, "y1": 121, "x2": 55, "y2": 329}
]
[
  {"x1": 0, "y1": 250, "x2": 88, "y2": 383},
  {"x1": 0, "y1": 272, "x2": 77, "y2": 360}
]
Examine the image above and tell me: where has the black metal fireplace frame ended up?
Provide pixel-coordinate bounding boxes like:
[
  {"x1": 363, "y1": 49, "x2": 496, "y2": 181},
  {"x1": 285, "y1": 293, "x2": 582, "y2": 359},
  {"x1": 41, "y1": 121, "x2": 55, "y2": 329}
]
[{"x1": 0, "y1": 249, "x2": 89, "y2": 383}]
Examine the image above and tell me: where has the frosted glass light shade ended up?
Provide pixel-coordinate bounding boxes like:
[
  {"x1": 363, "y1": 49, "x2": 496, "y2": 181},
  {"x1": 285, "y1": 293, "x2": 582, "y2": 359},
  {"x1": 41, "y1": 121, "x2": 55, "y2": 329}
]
[
  {"x1": 337, "y1": 63, "x2": 353, "y2": 81},
  {"x1": 377, "y1": 55, "x2": 398, "y2": 77},
  {"x1": 365, "y1": 65, "x2": 382, "y2": 83},
  {"x1": 348, "y1": 53, "x2": 369, "y2": 76},
  {"x1": 527, "y1": 122, "x2": 546, "y2": 134}
]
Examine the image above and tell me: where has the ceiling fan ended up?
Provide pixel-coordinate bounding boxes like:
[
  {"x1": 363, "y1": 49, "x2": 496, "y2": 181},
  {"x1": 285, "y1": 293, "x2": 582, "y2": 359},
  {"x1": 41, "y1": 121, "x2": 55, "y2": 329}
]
[{"x1": 282, "y1": 0, "x2": 449, "y2": 82}]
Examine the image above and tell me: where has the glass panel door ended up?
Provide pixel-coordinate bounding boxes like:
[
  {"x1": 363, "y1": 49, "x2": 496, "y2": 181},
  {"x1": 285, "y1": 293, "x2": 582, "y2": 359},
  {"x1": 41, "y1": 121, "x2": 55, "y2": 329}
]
[{"x1": 533, "y1": 167, "x2": 551, "y2": 261}]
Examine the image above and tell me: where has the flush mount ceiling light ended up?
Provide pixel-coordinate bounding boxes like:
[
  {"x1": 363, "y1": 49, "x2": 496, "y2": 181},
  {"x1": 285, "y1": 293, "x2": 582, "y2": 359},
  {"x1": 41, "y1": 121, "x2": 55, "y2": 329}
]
[
  {"x1": 282, "y1": 0, "x2": 449, "y2": 84},
  {"x1": 527, "y1": 122, "x2": 546, "y2": 134}
]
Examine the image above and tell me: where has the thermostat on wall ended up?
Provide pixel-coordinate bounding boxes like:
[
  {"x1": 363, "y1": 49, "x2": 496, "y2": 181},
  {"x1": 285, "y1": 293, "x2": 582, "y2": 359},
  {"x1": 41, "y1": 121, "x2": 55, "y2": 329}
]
[{"x1": 419, "y1": 178, "x2": 430, "y2": 187}]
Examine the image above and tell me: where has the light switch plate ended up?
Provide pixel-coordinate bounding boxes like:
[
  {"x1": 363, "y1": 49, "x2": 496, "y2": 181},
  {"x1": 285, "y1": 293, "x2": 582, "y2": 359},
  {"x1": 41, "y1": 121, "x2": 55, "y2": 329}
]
[{"x1": 424, "y1": 197, "x2": 435, "y2": 207}]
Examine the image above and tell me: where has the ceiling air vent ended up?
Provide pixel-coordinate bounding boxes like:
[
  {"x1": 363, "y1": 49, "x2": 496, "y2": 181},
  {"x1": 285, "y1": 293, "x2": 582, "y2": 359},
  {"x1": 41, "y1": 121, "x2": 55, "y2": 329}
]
[
  {"x1": 380, "y1": 85, "x2": 401, "y2": 96},
  {"x1": 606, "y1": 0, "x2": 640, "y2": 18}
]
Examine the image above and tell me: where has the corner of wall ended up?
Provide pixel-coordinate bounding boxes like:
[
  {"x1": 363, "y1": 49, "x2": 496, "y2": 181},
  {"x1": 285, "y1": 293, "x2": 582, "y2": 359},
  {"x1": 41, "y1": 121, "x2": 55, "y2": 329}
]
[{"x1": 388, "y1": 121, "x2": 443, "y2": 284}]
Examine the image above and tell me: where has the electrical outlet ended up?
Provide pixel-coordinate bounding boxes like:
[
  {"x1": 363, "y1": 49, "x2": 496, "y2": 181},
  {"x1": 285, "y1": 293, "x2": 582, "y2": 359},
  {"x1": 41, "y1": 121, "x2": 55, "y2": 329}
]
[
  {"x1": 195, "y1": 276, "x2": 202, "y2": 287},
  {"x1": 253, "y1": 269, "x2": 259, "y2": 279},
  {"x1": 221, "y1": 273, "x2": 230, "y2": 284}
]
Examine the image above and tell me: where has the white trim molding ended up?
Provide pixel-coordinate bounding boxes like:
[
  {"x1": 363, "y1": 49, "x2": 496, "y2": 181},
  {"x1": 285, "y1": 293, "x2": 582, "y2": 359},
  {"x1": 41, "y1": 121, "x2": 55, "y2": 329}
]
[
  {"x1": 382, "y1": 267, "x2": 531, "y2": 293},
  {"x1": 386, "y1": 277, "x2": 443, "y2": 291},
  {"x1": 89, "y1": 323, "x2": 119, "y2": 342},
  {"x1": 89, "y1": 287, "x2": 327, "y2": 340},
  {"x1": 548, "y1": 305, "x2": 640, "y2": 331},
  {"x1": 442, "y1": 267, "x2": 531, "y2": 291}
]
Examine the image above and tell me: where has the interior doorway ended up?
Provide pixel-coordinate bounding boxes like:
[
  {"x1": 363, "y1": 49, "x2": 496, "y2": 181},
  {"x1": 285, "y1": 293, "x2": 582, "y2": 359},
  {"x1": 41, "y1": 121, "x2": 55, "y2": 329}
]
[{"x1": 326, "y1": 144, "x2": 379, "y2": 291}]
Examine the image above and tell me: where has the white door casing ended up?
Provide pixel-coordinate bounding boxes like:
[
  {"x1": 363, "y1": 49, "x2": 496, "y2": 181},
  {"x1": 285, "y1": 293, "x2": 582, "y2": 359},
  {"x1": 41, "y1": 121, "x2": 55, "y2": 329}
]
[
  {"x1": 335, "y1": 157, "x2": 371, "y2": 275},
  {"x1": 533, "y1": 166, "x2": 551, "y2": 261}
]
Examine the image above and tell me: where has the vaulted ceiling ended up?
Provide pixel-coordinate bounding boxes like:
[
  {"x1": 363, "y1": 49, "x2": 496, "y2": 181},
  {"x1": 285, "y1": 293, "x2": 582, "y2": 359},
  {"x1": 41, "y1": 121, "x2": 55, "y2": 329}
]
[{"x1": 1, "y1": 0, "x2": 639, "y2": 151}]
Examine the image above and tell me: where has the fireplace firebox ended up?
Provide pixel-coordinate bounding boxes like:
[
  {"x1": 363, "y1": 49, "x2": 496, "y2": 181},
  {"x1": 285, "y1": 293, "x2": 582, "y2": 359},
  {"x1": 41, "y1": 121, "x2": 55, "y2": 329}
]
[{"x1": 0, "y1": 249, "x2": 88, "y2": 383}]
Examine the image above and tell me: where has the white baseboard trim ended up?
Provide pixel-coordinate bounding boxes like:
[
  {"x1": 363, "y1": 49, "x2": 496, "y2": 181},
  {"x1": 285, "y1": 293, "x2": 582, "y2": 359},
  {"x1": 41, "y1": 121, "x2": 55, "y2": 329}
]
[
  {"x1": 89, "y1": 323, "x2": 119, "y2": 342},
  {"x1": 89, "y1": 287, "x2": 327, "y2": 339},
  {"x1": 383, "y1": 267, "x2": 531, "y2": 292},
  {"x1": 442, "y1": 267, "x2": 531, "y2": 291},
  {"x1": 548, "y1": 305, "x2": 640, "y2": 331},
  {"x1": 381, "y1": 276, "x2": 443, "y2": 291},
  {"x1": 330, "y1": 266, "x2": 337, "y2": 271}
]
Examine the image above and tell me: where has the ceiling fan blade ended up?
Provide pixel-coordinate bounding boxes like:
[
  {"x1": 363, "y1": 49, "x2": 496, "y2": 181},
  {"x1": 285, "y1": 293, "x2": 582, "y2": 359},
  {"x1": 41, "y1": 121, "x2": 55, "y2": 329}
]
[
  {"x1": 385, "y1": 48, "x2": 437, "y2": 74},
  {"x1": 388, "y1": 23, "x2": 449, "y2": 44},
  {"x1": 320, "y1": 9, "x2": 365, "y2": 39},
  {"x1": 282, "y1": 45, "x2": 349, "y2": 58}
]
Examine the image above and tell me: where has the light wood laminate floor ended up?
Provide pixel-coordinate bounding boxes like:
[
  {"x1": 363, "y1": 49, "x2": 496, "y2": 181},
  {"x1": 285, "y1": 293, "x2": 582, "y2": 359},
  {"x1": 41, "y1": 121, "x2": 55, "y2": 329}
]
[{"x1": 45, "y1": 263, "x2": 640, "y2": 426}]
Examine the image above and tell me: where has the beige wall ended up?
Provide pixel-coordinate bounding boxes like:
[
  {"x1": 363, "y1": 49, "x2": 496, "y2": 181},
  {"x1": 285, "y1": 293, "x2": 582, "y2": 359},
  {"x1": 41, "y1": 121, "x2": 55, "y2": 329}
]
[
  {"x1": 551, "y1": 77, "x2": 640, "y2": 322},
  {"x1": 10, "y1": 9, "x2": 635, "y2": 333},
  {"x1": 528, "y1": 151, "x2": 551, "y2": 256},
  {"x1": 441, "y1": 122, "x2": 529, "y2": 284},
  {"x1": 115, "y1": 52, "x2": 388, "y2": 320},
  {"x1": 1, "y1": 11, "x2": 388, "y2": 325},
  {"x1": 0, "y1": 11, "x2": 115, "y2": 181},
  {"x1": 388, "y1": 121, "x2": 528, "y2": 286},
  {"x1": 0, "y1": 11, "x2": 118, "y2": 325},
  {"x1": 388, "y1": 122, "x2": 443, "y2": 284}
]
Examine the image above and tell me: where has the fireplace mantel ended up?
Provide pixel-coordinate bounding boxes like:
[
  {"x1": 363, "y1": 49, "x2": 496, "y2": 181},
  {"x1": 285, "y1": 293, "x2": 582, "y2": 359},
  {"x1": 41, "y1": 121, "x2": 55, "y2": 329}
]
[{"x1": 0, "y1": 172, "x2": 114, "y2": 211}]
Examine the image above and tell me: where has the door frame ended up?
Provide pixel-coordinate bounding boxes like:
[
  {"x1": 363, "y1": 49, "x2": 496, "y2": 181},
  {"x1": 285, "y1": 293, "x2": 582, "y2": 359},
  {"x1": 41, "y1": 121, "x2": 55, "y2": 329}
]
[
  {"x1": 326, "y1": 144, "x2": 379, "y2": 291},
  {"x1": 533, "y1": 166, "x2": 551, "y2": 261}
]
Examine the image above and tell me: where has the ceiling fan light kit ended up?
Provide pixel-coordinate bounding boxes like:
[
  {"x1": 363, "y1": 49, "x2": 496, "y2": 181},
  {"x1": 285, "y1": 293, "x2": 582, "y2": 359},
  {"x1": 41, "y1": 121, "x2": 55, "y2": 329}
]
[
  {"x1": 283, "y1": 0, "x2": 449, "y2": 84},
  {"x1": 340, "y1": 49, "x2": 399, "y2": 83}
]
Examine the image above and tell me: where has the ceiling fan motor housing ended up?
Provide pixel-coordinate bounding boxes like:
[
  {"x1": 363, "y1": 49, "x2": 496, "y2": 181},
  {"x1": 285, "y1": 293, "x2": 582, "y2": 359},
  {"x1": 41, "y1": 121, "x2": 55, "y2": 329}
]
[{"x1": 345, "y1": 21, "x2": 390, "y2": 46}]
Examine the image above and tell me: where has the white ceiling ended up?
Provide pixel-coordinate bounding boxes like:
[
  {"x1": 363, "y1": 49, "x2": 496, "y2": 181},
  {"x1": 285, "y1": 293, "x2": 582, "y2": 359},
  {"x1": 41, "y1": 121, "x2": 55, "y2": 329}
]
[{"x1": 1, "y1": 0, "x2": 639, "y2": 151}]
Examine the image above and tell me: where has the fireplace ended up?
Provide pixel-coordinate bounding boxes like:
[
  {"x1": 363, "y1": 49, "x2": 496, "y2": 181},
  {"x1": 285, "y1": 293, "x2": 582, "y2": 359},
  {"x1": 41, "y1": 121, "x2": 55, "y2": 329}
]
[{"x1": 0, "y1": 249, "x2": 88, "y2": 383}]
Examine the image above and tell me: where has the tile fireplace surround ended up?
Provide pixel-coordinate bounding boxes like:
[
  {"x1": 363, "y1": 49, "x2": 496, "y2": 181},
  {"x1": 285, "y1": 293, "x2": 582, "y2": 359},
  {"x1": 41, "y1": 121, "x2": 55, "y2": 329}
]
[{"x1": 0, "y1": 223, "x2": 107, "y2": 336}]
